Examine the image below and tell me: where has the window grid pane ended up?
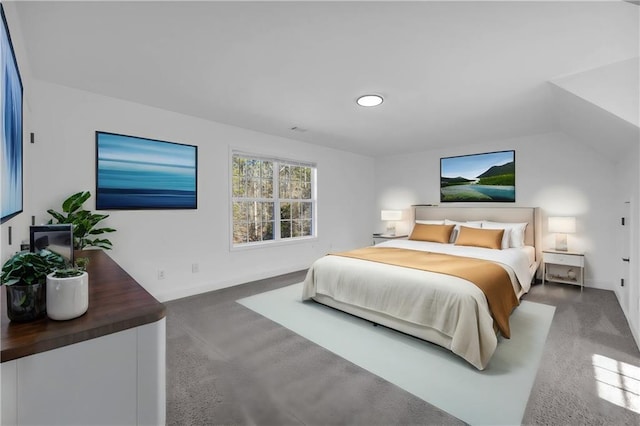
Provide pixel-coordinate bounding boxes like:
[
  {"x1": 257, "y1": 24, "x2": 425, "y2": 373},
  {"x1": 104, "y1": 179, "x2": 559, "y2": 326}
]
[{"x1": 233, "y1": 154, "x2": 315, "y2": 246}]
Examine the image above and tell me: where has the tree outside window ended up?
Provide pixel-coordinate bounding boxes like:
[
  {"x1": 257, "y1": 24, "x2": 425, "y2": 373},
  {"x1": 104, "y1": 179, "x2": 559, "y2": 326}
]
[{"x1": 232, "y1": 154, "x2": 315, "y2": 246}]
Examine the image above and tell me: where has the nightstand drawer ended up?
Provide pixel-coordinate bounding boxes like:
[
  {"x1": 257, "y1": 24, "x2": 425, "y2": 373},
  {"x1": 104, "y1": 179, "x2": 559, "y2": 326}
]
[{"x1": 543, "y1": 252, "x2": 584, "y2": 267}]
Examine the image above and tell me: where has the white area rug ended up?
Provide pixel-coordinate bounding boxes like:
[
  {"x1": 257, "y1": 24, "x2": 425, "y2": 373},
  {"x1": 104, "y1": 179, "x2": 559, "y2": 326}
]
[{"x1": 238, "y1": 283, "x2": 555, "y2": 426}]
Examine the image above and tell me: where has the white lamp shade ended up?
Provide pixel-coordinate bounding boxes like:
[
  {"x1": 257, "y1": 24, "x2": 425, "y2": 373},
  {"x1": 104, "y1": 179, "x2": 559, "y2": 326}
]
[
  {"x1": 548, "y1": 216, "x2": 576, "y2": 233},
  {"x1": 381, "y1": 210, "x2": 402, "y2": 221}
]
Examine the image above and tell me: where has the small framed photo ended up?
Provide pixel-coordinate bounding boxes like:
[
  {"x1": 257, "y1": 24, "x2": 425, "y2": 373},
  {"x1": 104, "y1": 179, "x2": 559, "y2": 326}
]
[{"x1": 30, "y1": 224, "x2": 74, "y2": 266}]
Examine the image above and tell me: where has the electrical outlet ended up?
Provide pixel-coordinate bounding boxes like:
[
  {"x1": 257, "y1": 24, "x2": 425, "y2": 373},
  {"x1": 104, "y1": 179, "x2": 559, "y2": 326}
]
[
  {"x1": 192, "y1": 263, "x2": 199, "y2": 273},
  {"x1": 158, "y1": 270, "x2": 166, "y2": 280}
]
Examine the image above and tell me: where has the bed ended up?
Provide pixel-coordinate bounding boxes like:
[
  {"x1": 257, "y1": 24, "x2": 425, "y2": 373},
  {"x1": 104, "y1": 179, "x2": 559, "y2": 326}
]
[{"x1": 302, "y1": 206, "x2": 541, "y2": 370}]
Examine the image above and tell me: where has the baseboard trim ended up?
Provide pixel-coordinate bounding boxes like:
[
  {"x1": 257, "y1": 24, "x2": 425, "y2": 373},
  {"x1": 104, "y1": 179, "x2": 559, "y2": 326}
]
[
  {"x1": 584, "y1": 279, "x2": 612, "y2": 291},
  {"x1": 154, "y1": 263, "x2": 310, "y2": 302}
]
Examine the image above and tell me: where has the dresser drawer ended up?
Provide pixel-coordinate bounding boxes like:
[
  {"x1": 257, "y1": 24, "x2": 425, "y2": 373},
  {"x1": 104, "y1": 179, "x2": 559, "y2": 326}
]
[{"x1": 544, "y1": 252, "x2": 584, "y2": 267}]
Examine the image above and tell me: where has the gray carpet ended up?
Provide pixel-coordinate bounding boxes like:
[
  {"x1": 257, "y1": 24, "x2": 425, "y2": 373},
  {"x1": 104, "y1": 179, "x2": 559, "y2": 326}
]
[
  {"x1": 166, "y1": 271, "x2": 640, "y2": 425},
  {"x1": 237, "y1": 283, "x2": 554, "y2": 425}
]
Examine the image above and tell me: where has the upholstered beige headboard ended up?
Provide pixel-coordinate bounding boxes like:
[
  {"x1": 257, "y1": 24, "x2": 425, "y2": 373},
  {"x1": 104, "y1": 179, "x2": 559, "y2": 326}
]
[{"x1": 412, "y1": 205, "x2": 541, "y2": 260}]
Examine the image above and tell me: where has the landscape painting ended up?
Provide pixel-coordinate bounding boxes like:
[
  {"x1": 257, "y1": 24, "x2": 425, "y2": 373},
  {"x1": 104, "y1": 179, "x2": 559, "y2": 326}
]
[
  {"x1": 1, "y1": 5, "x2": 23, "y2": 223},
  {"x1": 440, "y1": 150, "x2": 515, "y2": 202},
  {"x1": 96, "y1": 131, "x2": 197, "y2": 210}
]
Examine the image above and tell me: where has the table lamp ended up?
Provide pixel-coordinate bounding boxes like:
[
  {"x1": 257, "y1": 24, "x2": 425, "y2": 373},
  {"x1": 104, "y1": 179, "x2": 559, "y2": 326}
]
[
  {"x1": 548, "y1": 216, "x2": 576, "y2": 251},
  {"x1": 381, "y1": 210, "x2": 402, "y2": 236}
]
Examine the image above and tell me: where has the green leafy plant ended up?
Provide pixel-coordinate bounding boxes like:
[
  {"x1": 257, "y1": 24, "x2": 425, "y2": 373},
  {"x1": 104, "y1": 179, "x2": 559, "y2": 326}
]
[
  {"x1": 75, "y1": 257, "x2": 89, "y2": 271},
  {"x1": 51, "y1": 257, "x2": 89, "y2": 278},
  {"x1": 1, "y1": 250, "x2": 66, "y2": 286},
  {"x1": 47, "y1": 191, "x2": 116, "y2": 250},
  {"x1": 51, "y1": 268, "x2": 84, "y2": 278}
]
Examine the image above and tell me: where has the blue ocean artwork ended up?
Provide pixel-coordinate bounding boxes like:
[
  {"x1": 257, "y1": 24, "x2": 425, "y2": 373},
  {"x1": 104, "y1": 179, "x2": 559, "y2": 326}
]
[
  {"x1": 1, "y1": 7, "x2": 23, "y2": 223},
  {"x1": 96, "y1": 132, "x2": 197, "y2": 209}
]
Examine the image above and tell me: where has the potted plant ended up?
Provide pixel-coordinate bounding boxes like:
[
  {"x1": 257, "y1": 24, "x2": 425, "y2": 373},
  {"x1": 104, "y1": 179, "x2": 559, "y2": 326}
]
[
  {"x1": 46, "y1": 257, "x2": 90, "y2": 321},
  {"x1": 1, "y1": 250, "x2": 66, "y2": 322},
  {"x1": 47, "y1": 191, "x2": 116, "y2": 250}
]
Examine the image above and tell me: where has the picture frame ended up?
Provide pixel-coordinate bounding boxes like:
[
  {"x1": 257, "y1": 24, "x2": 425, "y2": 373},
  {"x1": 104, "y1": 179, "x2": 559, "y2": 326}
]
[
  {"x1": 1, "y1": 5, "x2": 23, "y2": 223},
  {"x1": 30, "y1": 224, "x2": 74, "y2": 266},
  {"x1": 96, "y1": 131, "x2": 198, "y2": 210},
  {"x1": 440, "y1": 150, "x2": 515, "y2": 203}
]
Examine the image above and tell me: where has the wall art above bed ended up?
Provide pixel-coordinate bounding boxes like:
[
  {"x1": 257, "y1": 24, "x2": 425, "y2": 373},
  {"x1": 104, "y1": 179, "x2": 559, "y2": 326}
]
[
  {"x1": 96, "y1": 131, "x2": 197, "y2": 210},
  {"x1": 440, "y1": 150, "x2": 515, "y2": 203}
]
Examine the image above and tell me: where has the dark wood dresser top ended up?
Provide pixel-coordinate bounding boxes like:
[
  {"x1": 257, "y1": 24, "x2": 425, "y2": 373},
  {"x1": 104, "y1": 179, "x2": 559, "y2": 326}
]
[{"x1": 1, "y1": 250, "x2": 166, "y2": 362}]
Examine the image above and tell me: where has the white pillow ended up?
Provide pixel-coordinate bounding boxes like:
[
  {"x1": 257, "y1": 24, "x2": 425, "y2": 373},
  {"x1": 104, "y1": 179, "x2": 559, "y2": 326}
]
[
  {"x1": 415, "y1": 219, "x2": 445, "y2": 225},
  {"x1": 479, "y1": 224, "x2": 511, "y2": 249},
  {"x1": 482, "y1": 221, "x2": 528, "y2": 248},
  {"x1": 444, "y1": 219, "x2": 483, "y2": 243}
]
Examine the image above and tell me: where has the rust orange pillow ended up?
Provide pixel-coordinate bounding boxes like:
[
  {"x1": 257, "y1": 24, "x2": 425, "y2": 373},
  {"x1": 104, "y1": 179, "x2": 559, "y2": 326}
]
[
  {"x1": 455, "y1": 226, "x2": 504, "y2": 250},
  {"x1": 409, "y1": 224, "x2": 455, "y2": 243}
]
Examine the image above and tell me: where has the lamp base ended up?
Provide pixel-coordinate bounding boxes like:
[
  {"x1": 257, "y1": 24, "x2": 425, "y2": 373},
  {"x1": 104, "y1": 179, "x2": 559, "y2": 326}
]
[
  {"x1": 386, "y1": 224, "x2": 396, "y2": 236},
  {"x1": 555, "y1": 233, "x2": 568, "y2": 251}
]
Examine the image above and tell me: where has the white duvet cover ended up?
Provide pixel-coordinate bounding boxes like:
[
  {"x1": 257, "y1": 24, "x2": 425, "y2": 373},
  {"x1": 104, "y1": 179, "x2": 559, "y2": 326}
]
[{"x1": 302, "y1": 240, "x2": 535, "y2": 370}]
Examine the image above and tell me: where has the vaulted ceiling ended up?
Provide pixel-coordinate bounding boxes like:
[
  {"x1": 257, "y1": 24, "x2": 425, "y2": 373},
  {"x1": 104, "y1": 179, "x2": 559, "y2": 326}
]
[{"x1": 12, "y1": 1, "x2": 640, "y2": 157}]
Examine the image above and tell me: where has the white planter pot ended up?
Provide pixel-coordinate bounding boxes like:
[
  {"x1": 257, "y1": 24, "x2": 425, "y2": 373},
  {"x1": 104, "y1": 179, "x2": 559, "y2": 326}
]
[{"x1": 46, "y1": 271, "x2": 89, "y2": 320}]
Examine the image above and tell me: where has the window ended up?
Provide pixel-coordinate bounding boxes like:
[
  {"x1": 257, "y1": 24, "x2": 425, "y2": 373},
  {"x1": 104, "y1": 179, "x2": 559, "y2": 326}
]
[{"x1": 232, "y1": 152, "x2": 316, "y2": 246}]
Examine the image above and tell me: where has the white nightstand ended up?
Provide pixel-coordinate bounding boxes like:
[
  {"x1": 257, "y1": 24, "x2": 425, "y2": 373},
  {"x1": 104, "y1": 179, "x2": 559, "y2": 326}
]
[
  {"x1": 372, "y1": 234, "x2": 408, "y2": 245},
  {"x1": 542, "y1": 250, "x2": 585, "y2": 291}
]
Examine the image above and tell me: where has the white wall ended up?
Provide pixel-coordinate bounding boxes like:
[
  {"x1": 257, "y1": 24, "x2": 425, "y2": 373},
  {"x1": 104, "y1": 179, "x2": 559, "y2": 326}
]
[
  {"x1": 374, "y1": 132, "x2": 619, "y2": 290},
  {"x1": 3, "y1": 80, "x2": 374, "y2": 301}
]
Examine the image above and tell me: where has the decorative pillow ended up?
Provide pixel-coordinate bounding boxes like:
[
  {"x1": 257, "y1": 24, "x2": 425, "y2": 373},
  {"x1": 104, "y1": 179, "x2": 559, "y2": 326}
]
[
  {"x1": 415, "y1": 219, "x2": 445, "y2": 225},
  {"x1": 409, "y1": 224, "x2": 455, "y2": 244},
  {"x1": 482, "y1": 221, "x2": 528, "y2": 248},
  {"x1": 455, "y1": 226, "x2": 504, "y2": 250},
  {"x1": 444, "y1": 219, "x2": 483, "y2": 243},
  {"x1": 477, "y1": 224, "x2": 511, "y2": 249}
]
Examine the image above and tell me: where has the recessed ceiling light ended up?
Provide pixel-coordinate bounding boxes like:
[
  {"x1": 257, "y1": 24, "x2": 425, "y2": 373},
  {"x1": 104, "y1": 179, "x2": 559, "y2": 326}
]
[{"x1": 356, "y1": 94, "x2": 384, "y2": 107}]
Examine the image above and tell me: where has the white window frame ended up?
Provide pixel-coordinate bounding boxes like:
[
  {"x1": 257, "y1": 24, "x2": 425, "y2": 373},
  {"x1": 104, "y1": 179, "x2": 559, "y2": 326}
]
[{"x1": 230, "y1": 150, "x2": 317, "y2": 250}]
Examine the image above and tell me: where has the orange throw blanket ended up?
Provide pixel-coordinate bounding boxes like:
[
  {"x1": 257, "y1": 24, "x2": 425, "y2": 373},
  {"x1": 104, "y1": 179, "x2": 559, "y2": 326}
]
[{"x1": 330, "y1": 247, "x2": 519, "y2": 338}]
